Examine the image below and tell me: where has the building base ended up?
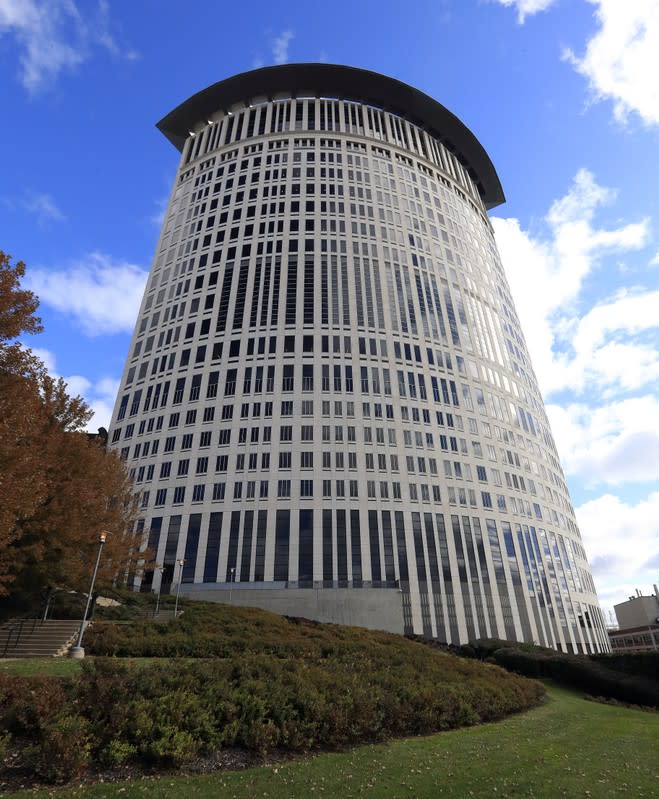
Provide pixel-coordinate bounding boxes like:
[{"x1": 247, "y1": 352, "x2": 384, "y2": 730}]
[{"x1": 180, "y1": 584, "x2": 406, "y2": 635}]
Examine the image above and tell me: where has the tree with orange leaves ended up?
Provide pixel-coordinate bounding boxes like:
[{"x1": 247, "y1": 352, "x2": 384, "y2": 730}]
[
  {"x1": 0, "y1": 251, "x2": 142, "y2": 604},
  {"x1": 0, "y1": 252, "x2": 47, "y2": 593}
]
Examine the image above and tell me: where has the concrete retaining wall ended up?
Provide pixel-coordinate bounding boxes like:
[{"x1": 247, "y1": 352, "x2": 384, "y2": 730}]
[{"x1": 181, "y1": 585, "x2": 405, "y2": 634}]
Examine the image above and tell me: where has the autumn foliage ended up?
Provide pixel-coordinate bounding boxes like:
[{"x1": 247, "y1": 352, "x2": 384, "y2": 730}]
[
  {"x1": 0, "y1": 251, "x2": 140, "y2": 603},
  {"x1": 0, "y1": 604, "x2": 545, "y2": 782}
]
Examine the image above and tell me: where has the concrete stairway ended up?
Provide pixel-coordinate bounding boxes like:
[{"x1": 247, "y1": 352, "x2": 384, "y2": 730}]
[{"x1": 0, "y1": 619, "x2": 81, "y2": 658}]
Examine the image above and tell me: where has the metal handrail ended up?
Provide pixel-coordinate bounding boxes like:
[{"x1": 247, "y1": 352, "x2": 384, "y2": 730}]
[
  {"x1": 1, "y1": 617, "x2": 41, "y2": 657},
  {"x1": 1, "y1": 620, "x2": 21, "y2": 657}
]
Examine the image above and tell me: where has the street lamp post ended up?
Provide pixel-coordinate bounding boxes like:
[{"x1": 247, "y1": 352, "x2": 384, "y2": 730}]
[
  {"x1": 69, "y1": 532, "x2": 107, "y2": 659},
  {"x1": 174, "y1": 559, "x2": 185, "y2": 617},
  {"x1": 229, "y1": 566, "x2": 235, "y2": 602},
  {"x1": 153, "y1": 566, "x2": 164, "y2": 616}
]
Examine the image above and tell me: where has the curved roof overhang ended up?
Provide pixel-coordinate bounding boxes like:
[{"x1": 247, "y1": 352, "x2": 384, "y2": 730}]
[{"x1": 157, "y1": 63, "x2": 505, "y2": 210}]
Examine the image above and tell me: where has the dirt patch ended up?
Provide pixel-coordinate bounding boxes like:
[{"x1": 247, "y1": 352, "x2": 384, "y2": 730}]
[{"x1": 0, "y1": 742, "x2": 306, "y2": 793}]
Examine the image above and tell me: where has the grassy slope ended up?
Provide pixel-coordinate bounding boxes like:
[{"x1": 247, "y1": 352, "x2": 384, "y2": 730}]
[
  {"x1": 0, "y1": 658, "x2": 83, "y2": 677},
  {"x1": 9, "y1": 684, "x2": 659, "y2": 799},
  {"x1": 0, "y1": 603, "x2": 544, "y2": 788}
]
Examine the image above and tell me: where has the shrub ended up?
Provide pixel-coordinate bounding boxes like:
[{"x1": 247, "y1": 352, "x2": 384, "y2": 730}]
[
  {"x1": 590, "y1": 652, "x2": 659, "y2": 682},
  {"x1": 138, "y1": 726, "x2": 197, "y2": 768},
  {"x1": 72, "y1": 650, "x2": 542, "y2": 761},
  {"x1": 35, "y1": 714, "x2": 91, "y2": 784},
  {"x1": 0, "y1": 604, "x2": 546, "y2": 784},
  {"x1": 99, "y1": 738, "x2": 138, "y2": 767},
  {"x1": 493, "y1": 648, "x2": 547, "y2": 679},
  {"x1": 464, "y1": 638, "x2": 554, "y2": 660},
  {"x1": 0, "y1": 731, "x2": 10, "y2": 761},
  {"x1": 491, "y1": 648, "x2": 659, "y2": 708},
  {"x1": 0, "y1": 674, "x2": 67, "y2": 734}
]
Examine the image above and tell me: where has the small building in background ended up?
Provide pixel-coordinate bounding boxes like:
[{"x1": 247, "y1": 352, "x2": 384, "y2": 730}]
[{"x1": 608, "y1": 586, "x2": 659, "y2": 652}]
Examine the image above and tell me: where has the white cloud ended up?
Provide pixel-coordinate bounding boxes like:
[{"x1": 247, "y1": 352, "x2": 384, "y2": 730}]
[
  {"x1": 148, "y1": 170, "x2": 176, "y2": 228},
  {"x1": 1, "y1": 189, "x2": 65, "y2": 224},
  {"x1": 493, "y1": 168, "x2": 659, "y2": 618},
  {"x1": 93, "y1": 0, "x2": 138, "y2": 61},
  {"x1": 150, "y1": 192, "x2": 169, "y2": 229},
  {"x1": 27, "y1": 346, "x2": 118, "y2": 429},
  {"x1": 564, "y1": 0, "x2": 659, "y2": 127},
  {"x1": 492, "y1": 0, "x2": 558, "y2": 23},
  {"x1": 27, "y1": 252, "x2": 148, "y2": 335},
  {"x1": 272, "y1": 30, "x2": 294, "y2": 65},
  {"x1": 492, "y1": 169, "x2": 652, "y2": 397},
  {"x1": 250, "y1": 29, "x2": 295, "y2": 70},
  {"x1": 0, "y1": 0, "x2": 84, "y2": 91},
  {"x1": 22, "y1": 191, "x2": 65, "y2": 223},
  {"x1": 30, "y1": 345, "x2": 57, "y2": 373},
  {"x1": 572, "y1": 288, "x2": 659, "y2": 359},
  {"x1": 543, "y1": 288, "x2": 659, "y2": 396},
  {"x1": 548, "y1": 396, "x2": 659, "y2": 486},
  {"x1": 576, "y1": 492, "x2": 659, "y2": 611},
  {"x1": 0, "y1": 0, "x2": 137, "y2": 92},
  {"x1": 496, "y1": 0, "x2": 659, "y2": 127},
  {"x1": 75, "y1": 374, "x2": 118, "y2": 430}
]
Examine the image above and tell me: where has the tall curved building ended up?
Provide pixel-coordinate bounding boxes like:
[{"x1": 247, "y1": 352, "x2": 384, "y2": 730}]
[{"x1": 109, "y1": 64, "x2": 608, "y2": 653}]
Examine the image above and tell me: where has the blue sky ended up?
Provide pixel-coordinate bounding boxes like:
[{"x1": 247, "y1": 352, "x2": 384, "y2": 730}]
[{"x1": 1, "y1": 0, "x2": 658, "y2": 618}]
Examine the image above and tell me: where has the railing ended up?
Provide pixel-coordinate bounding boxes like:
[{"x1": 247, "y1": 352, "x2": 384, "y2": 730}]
[
  {"x1": 2, "y1": 617, "x2": 40, "y2": 657},
  {"x1": 110, "y1": 607, "x2": 178, "y2": 620}
]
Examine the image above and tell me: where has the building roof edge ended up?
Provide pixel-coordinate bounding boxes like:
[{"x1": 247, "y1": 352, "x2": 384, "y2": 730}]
[{"x1": 156, "y1": 63, "x2": 505, "y2": 210}]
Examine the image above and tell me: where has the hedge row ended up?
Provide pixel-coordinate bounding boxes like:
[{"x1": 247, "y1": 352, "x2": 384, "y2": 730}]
[
  {"x1": 84, "y1": 603, "x2": 381, "y2": 659},
  {"x1": 454, "y1": 638, "x2": 659, "y2": 708},
  {"x1": 0, "y1": 645, "x2": 544, "y2": 783},
  {"x1": 589, "y1": 652, "x2": 659, "y2": 682}
]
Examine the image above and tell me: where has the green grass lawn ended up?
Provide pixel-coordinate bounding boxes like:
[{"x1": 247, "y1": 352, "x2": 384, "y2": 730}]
[
  {"x1": 0, "y1": 657, "x2": 186, "y2": 676},
  {"x1": 0, "y1": 657, "x2": 83, "y2": 677},
  {"x1": 8, "y1": 684, "x2": 658, "y2": 799}
]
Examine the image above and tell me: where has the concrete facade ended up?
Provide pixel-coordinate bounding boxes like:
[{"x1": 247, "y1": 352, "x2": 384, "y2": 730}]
[
  {"x1": 108, "y1": 64, "x2": 608, "y2": 653},
  {"x1": 182, "y1": 584, "x2": 405, "y2": 633},
  {"x1": 614, "y1": 592, "x2": 659, "y2": 629},
  {"x1": 608, "y1": 624, "x2": 659, "y2": 652}
]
